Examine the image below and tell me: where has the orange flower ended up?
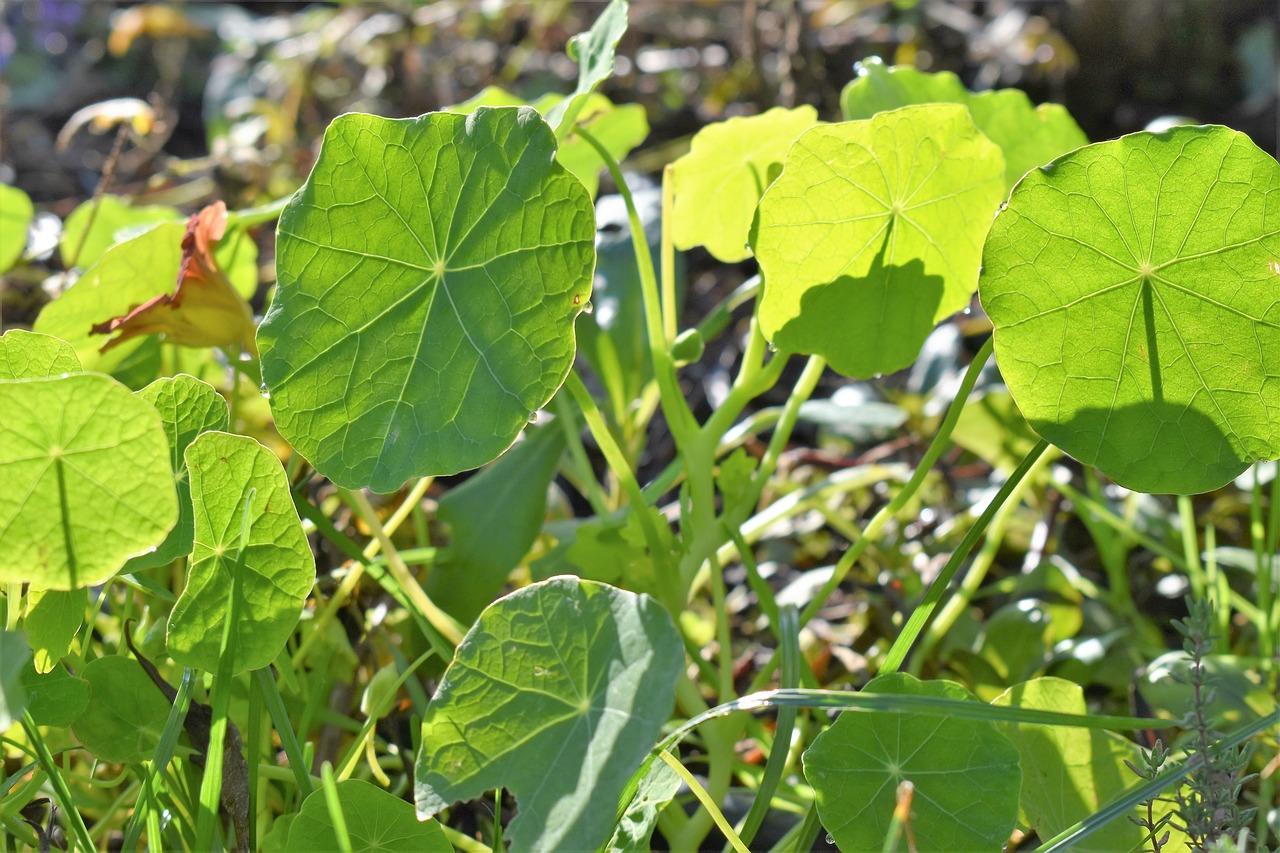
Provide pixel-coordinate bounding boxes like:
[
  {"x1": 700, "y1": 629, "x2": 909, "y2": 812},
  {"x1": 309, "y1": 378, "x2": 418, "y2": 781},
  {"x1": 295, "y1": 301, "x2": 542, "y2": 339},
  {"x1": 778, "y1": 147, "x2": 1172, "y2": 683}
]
[{"x1": 92, "y1": 201, "x2": 258, "y2": 355}]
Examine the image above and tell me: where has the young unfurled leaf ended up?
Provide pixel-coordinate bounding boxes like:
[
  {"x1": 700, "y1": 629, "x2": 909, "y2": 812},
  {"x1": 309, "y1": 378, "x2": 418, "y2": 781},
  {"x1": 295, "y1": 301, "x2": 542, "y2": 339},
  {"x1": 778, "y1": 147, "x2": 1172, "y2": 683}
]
[{"x1": 91, "y1": 201, "x2": 257, "y2": 355}]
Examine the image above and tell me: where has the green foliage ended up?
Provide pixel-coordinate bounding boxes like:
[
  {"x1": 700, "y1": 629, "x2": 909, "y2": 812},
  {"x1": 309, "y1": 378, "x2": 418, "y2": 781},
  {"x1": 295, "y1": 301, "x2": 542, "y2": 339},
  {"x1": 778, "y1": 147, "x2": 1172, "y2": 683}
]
[
  {"x1": 753, "y1": 104, "x2": 1004, "y2": 377},
  {"x1": 279, "y1": 780, "x2": 449, "y2": 852},
  {"x1": 0, "y1": 329, "x2": 81, "y2": 380},
  {"x1": 0, "y1": 373, "x2": 177, "y2": 589},
  {"x1": 981, "y1": 125, "x2": 1280, "y2": 494},
  {"x1": 0, "y1": 184, "x2": 32, "y2": 273},
  {"x1": 261, "y1": 108, "x2": 595, "y2": 492},
  {"x1": 168, "y1": 431, "x2": 313, "y2": 674},
  {"x1": 415, "y1": 577, "x2": 683, "y2": 852},
  {"x1": 20, "y1": 660, "x2": 88, "y2": 727},
  {"x1": 0, "y1": 631, "x2": 31, "y2": 730},
  {"x1": 804, "y1": 673, "x2": 1022, "y2": 851},
  {"x1": 69, "y1": 655, "x2": 172, "y2": 763}
]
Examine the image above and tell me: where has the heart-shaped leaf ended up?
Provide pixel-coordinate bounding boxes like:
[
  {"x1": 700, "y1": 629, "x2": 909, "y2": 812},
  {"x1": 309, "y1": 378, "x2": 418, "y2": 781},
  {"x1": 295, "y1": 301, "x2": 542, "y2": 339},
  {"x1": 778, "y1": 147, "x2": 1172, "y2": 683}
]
[
  {"x1": 168, "y1": 431, "x2": 313, "y2": 674},
  {"x1": 282, "y1": 780, "x2": 450, "y2": 853},
  {"x1": 753, "y1": 104, "x2": 1004, "y2": 378},
  {"x1": 415, "y1": 576, "x2": 682, "y2": 853},
  {"x1": 260, "y1": 107, "x2": 595, "y2": 492},
  {"x1": 0, "y1": 373, "x2": 177, "y2": 589},
  {"x1": 980, "y1": 125, "x2": 1280, "y2": 494}
]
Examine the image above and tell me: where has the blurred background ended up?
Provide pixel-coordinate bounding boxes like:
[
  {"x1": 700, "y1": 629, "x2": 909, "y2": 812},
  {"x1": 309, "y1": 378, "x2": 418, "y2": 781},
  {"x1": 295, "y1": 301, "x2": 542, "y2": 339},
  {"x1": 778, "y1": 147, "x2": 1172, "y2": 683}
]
[{"x1": 2, "y1": 0, "x2": 1275, "y2": 208}]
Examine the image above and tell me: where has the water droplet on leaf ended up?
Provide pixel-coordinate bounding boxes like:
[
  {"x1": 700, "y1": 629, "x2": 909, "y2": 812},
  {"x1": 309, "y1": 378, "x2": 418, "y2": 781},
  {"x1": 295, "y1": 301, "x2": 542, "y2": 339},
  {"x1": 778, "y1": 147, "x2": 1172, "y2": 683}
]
[
  {"x1": 528, "y1": 411, "x2": 539, "y2": 424},
  {"x1": 581, "y1": 300, "x2": 594, "y2": 315},
  {"x1": 766, "y1": 341, "x2": 779, "y2": 353}
]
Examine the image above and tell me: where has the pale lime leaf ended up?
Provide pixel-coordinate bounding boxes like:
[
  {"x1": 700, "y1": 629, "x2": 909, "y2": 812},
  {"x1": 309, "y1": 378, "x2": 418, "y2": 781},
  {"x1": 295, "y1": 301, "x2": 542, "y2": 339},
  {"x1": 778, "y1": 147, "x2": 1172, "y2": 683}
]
[
  {"x1": 24, "y1": 588, "x2": 86, "y2": 673},
  {"x1": 35, "y1": 222, "x2": 186, "y2": 375},
  {"x1": 993, "y1": 678, "x2": 1184, "y2": 853},
  {"x1": 168, "y1": 431, "x2": 313, "y2": 674},
  {"x1": 841, "y1": 57, "x2": 1088, "y2": 189},
  {"x1": 545, "y1": 0, "x2": 629, "y2": 134},
  {"x1": 753, "y1": 104, "x2": 1005, "y2": 378},
  {"x1": 0, "y1": 631, "x2": 32, "y2": 730},
  {"x1": 284, "y1": 780, "x2": 450, "y2": 853},
  {"x1": 980, "y1": 125, "x2": 1280, "y2": 494},
  {"x1": 952, "y1": 388, "x2": 1042, "y2": 474},
  {"x1": 0, "y1": 373, "x2": 177, "y2": 589},
  {"x1": 803, "y1": 673, "x2": 1021, "y2": 852},
  {"x1": 424, "y1": 423, "x2": 566, "y2": 624},
  {"x1": 671, "y1": 105, "x2": 819, "y2": 262},
  {"x1": 21, "y1": 660, "x2": 89, "y2": 727},
  {"x1": 59, "y1": 195, "x2": 179, "y2": 269},
  {"x1": 71, "y1": 654, "x2": 171, "y2": 763},
  {"x1": 127, "y1": 375, "x2": 229, "y2": 571},
  {"x1": 449, "y1": 88, "x2": 649, "y2": 198},
  {"x1": 261, "y1": 108, "x2": 595, "y2": 492},
  {"x1": 415, "y1": 576, "x2": 683, "y2": 853},
  {"x1": 0, "y1": 184, "x2": 33, "y2": 273},
  {"x1": 608, "y1": 757, "x2": 681, "y2": 852},
  {"x1": 0, "y1": 329, "x2": 81, "y2": 380}
]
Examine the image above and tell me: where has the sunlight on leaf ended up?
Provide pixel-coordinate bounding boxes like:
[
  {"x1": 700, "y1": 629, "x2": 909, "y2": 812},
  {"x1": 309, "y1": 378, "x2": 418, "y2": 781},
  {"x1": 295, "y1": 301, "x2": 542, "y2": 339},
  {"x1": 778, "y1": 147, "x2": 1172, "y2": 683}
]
[
  {"x1": 261, "y1": 107, "x2": 595, "y2": 492},
  {"x1": 168, "y1": 431, "x2": 313, "y2": 674},
  {"x1": 24, "y1": 587, "x2": 86, "y2": 673},
  {"x1": 981, "y1": 125, "x2": 1280, "y2": 494},
  {"x1": 671, "y1": 105, "x2": 818, "y2": 262},
  {"x1": 0, "y1": 329, "x2": 81, "y2": 380},
  {"x1": 0, "y1": 373, "x2": 177, "y2": 589},
  {"x1": 994, "y1": 678, "x2": 1185, "y2": 853},
  {"x1": 545, "y1": 0, "x2": 629, "y2": 135},
  {"x1": 415, "y1": 576, "x2": 682, "y2": 853},
  {"x1": 127, "y1": 374, "x2": 230, "y2": 571},
  {"x1": 841, "y1": 57, "x2": 1088, "y2": 190},
  {"x1": 803, "y1": 673, "x2": 1021, "y2": 852},
  {"x1": 753, "y1": 104, "x2": 1004, "y2": 378},
  {"x1": 282, "y1": 780, "x2": 449, "y2": 853},
  {"x1": 0, "y1": 184, "x2": 33, "y2": 273}
]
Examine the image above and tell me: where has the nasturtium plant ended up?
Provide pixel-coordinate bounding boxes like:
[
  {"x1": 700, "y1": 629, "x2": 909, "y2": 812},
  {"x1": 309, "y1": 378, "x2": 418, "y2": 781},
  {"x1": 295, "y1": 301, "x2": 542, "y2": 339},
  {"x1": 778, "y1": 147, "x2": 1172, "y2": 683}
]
[
  {"x1": 127, "y1": 374, "x2": 230, "y2": 571},
  {"x1": 415, "y1": 576, "x2": 683, "y2": 853},
  {"x1": 670, "y1": 105, "x2": 819, "y2": 262},
  {"x1": 544, "y1": 0, "x2": 629, "y2": 134},
  {"x1": 279, "y1": 780, "x2": 450, "y2": 853},
  {"x1": 753, "y1": 104, "x2": 1004, "y2": 378},
  {"x1": 980, "y1": 125, "x2": 1280, "y2": 494},
  {"x1": 0, "y1": 329, "x2": 80, "y2": 380},
  {"x1": 69, "y1": 654, "x2": 172, "y2": 764},
  {"x1": 803, "y1": 673, "x2": 1022, "y2": 852},
  {"x1": 841, "y1": 56, "x2": 1088, "y2": 190},
  {"x1": 0, "y1": 183, "x2": 33, "y2": 273},
  {"x1": 0, "y1": 372, "x2": 177, "y2": 589},
  {"x1": 0, "y1": 631, "x2": 31, "y2": 731},
  {"x1": 168, "y1": 431, "x2": 313, "y2": 674},
  {"x1": 59, "y1": 194, "x2": 180, "y2": 269},
  {"x1": 261, "y1": 106, "x2": 595, "y2": 493},
  {"x1": 24, "y1": 588, "x2": 85, "y2": 673},
  {"x1": 20, "y1": 660, "x2": 88, "y2": 728}
]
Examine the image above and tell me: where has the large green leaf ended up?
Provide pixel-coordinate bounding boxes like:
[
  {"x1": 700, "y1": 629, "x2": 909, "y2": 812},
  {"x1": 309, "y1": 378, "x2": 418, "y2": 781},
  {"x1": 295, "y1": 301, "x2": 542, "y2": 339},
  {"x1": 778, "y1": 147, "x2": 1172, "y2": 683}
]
[
  {"x1": 840, "y1": 57, "x2": 1088, "y2": 190},
  {"x1": 127, "y1": 375, "x2": 230, "y2": 571},
  {"x1": 993, "y1": 678, "x2": 1183, "y2": 853},
  {"x1": 415, "y1": 576, "x2": 683, "y2": 852},
  {"x1": 282, "y1": 780, "x2": 450, "y2": 853},
  {"x1": 671, "y1": 106, "x2": 819, "y2": 262},
  {"x1": 24, "y1": 588, "x2": 86, "y2": 673},
  {"x1": 753, "y1": 104, "x2": 1004, "y2": 378},
  {"x1": 70, "y1": 654, "x2": 171, "y2": 763},
  {"x1": 980, "y1": 125, "x2": 1280, "y2": 494},
  {"x1": 803, "y1": 673, "x2": 1021, "y2": 852},
  {"x1": 168, "y1": 431, "x2": 313, "y2": 674},
  {"x1": 261, "y1": 107, "x2": 595, "y2": 492},
  {"x1": 0, "y1": 373, "x2": 177, "y2": 589},
  {"x1": 0, "y1": 329, "x2": 81, "y2": 380},
  {"x1": 424, "y1": 423, "x2": 566, "y2": 624},
  {"x1": 0, "y1": 183, "x2": 33, "y2": 273},
  {"x1": 20, "y1": 660, "x2": 89, "y2": 728}
]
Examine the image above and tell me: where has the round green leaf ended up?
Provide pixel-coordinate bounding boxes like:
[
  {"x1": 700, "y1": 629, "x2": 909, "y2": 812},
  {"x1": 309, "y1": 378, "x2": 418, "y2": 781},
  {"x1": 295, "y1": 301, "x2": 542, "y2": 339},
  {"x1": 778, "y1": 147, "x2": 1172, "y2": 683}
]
[
  {"x1": 168, "y1": 431, "x2": 313, "y2": 674},
  {"x1": 127, "y1": 375, "x2": 229, "y2": 571},
  {"x1": 841, "y1": 57, "x2": 1088, "y2": 190},
  {"x1": 803, "y1": 673, "x2": 1021, "y2": 852},
  {"x1": 0, "y1": 184, "x2": 33, "y2": 273},
  {"x1": 71, "y1": 655, "x2": 171, "y2": 763},
  {"x1": 21, "y1": 660, "x2": 89, "y2": 728},
  {"x1": 415, "y1": 576, "x2": 683, "y2": 853},
  {"x1": 0, "y1": 373, "x2": 177, "y2": 589},
  {"x1": 284, "y1": 780, "x2": 450, "y2": 853},
  {"x1": 980, "y1": 125, "x2": 1280, "y2": 494},
  {"x1": 0, "y1": 329, "x2": 81, "y2": 380},
  {"x1": 753, "y1": 104, "x2": 1005, "y2": 379},
  {"x1": 59, "y1": 195, "x2": 179, "y2": 270},
  {"x1": 670, "y1": 105, "x2": 819, "y2": 262},
  {"x1": 261, "y1": 107, "x2": 595, "y2": 492}
]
